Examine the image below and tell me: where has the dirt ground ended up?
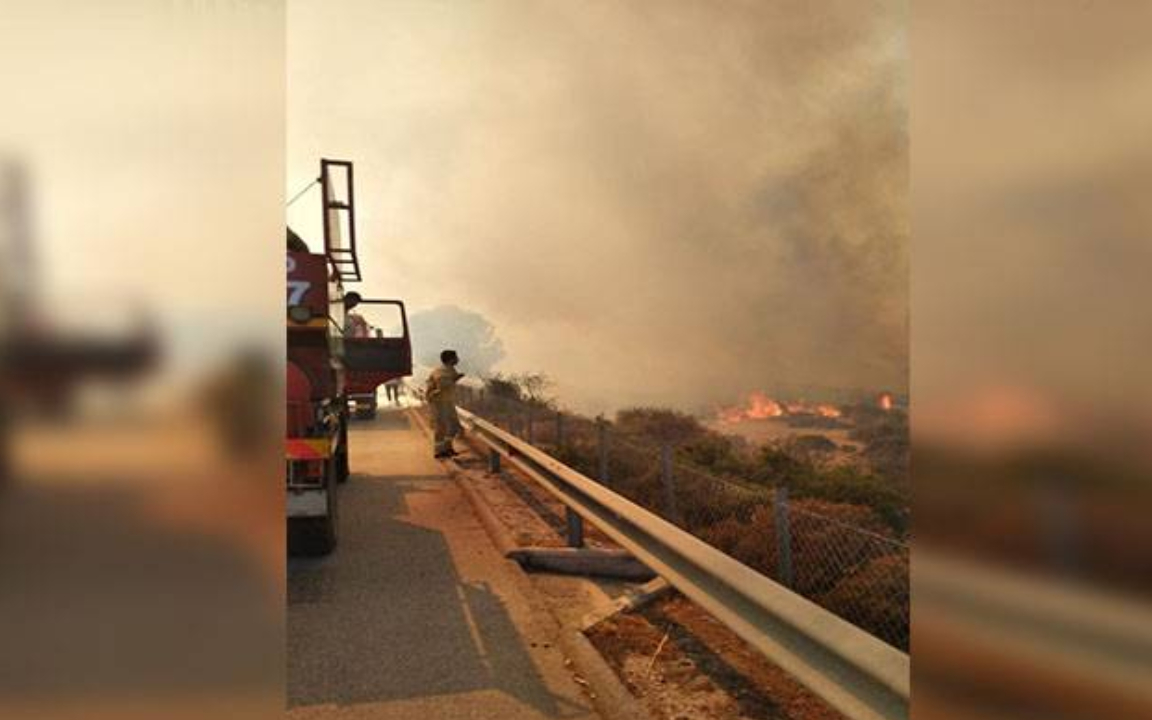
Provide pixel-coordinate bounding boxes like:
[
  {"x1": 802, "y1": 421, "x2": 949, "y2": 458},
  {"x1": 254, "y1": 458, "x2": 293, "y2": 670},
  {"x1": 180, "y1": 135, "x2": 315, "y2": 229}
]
[
  {"x1": 587, "y1": 596, "x2": 844, "y2": 720},
  {"x1": 454, "y1": 431, "x2": 848, "y2": 720}
]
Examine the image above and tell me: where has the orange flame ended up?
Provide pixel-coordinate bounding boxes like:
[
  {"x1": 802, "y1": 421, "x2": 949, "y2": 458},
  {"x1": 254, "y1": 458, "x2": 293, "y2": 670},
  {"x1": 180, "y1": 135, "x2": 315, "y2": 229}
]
[
  {"x1": 718, "y1": 392, "x2": 841, "y2": 422},
  {"x1": 745, "y1": 392, "x2": 784, "y2": 419},
  {"x1": 814, "y1": 403, "x2": 842, "y2": 418}
]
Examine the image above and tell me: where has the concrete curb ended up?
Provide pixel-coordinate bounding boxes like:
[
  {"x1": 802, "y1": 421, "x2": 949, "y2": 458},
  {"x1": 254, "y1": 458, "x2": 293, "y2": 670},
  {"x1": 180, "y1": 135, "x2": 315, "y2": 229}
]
[
  {"x1": 559, "y1": 626, "x2": 650, "y2": 720},
  {"x1": 458, "y1": 473, "x2": 649, "y2": 720},
  {"x1": 455, "y1": 469, "x2": 519, "y2": 557},
  {"x1": 405, "y1": 406, "x2": 432, "y2": 437},
  {"x1": 416, "y1": 407, "x2": 650, "y2": 720},
  {"x1": 457, "y1": 469, "x2": 651, "y2": 720},
  {"x1": 409, "y1": 407, "x2": 519, "y2": 554}
]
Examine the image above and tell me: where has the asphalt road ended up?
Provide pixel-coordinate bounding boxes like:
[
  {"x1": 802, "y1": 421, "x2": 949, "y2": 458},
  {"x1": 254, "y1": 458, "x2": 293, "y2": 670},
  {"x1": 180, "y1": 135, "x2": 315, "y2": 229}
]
[{"x1": 288, "y1": 409, "x2": 601, "y2": 720}]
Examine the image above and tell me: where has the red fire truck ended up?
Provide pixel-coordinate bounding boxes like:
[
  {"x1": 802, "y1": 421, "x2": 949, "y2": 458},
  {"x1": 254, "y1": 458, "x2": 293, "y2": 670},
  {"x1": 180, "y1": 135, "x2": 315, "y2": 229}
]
[{"x1": 286, "y1": 159, "x2": 412, "y2": 554}]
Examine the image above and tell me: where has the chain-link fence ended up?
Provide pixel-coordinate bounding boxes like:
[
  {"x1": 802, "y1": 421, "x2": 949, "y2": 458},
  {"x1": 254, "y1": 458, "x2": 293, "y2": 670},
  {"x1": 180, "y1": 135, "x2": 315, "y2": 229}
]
[{"x1": 454, "y1": 387, "x2": 909, "y2": 650}]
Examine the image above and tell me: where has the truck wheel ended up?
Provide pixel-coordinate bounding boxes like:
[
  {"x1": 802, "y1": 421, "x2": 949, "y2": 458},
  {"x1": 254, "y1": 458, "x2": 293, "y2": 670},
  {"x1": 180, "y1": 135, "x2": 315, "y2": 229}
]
[
  {"x1": 288, "y1": 462, "x2": 338, "y2": 555},
  {"x1": 288, "y1": 515, "x2": 335, "y2": 556},
  {"x1": 355, "y1": 400, "x2": 377, "y2": 420}
]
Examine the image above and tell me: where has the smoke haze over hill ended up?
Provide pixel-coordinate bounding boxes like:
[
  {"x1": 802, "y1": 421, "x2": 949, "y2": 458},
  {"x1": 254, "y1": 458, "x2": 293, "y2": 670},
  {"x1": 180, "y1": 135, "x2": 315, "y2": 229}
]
[{"x1": 289, "y1": 0, "x2": 907, "y2": 414}]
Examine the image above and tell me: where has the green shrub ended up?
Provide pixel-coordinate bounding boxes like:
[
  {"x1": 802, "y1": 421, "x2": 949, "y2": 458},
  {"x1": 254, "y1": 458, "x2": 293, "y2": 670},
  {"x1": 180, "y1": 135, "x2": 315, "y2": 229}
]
[{"x1": 614, "y1": 407, "x2": 708, "y2": 444}]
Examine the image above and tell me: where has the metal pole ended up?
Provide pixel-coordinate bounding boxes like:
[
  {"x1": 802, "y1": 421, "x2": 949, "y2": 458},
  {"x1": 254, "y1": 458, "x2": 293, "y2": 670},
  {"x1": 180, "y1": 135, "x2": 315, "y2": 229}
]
[
  {"x1": 597, "y1": 417, "x2": 609, "y2": 486},
  {"x1": 661, "y1": 442, "x2": 678, "y2": 523},
  {"x1": 566, "y1": 507, "x2": 585, "y2": 548},
  {"x1": 774, "y1": 486, "x2": 794, "y2": 588}
]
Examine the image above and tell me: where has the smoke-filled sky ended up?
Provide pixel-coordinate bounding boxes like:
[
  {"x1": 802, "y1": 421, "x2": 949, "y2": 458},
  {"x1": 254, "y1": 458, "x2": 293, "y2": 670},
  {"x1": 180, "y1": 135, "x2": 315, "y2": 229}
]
[{"x1": 288, "y1": 0, "x2": 907, "y2": 415}]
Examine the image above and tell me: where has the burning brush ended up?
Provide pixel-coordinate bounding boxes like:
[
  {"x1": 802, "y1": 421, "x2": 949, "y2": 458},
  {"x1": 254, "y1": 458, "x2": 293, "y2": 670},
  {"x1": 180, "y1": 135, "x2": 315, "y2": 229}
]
[{"x1": 718, "y1": 391, "x2": 842, "y2": 424}]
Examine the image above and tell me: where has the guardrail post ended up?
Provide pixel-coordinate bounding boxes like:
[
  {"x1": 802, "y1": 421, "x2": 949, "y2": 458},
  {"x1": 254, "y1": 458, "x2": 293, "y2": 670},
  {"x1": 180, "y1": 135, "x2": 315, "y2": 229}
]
[
  {"x1": 487, "y1": 448, "x2": 501, "y2": 474},
  {"x1": 565, "y1": 507, "x2": 585, "y2": 548},
  {"x1": 597, "y1": 416, "x2": 609, "y2": 486},
  {"x1": 661, "y1": 442, "x2": 679, "y2": 523},
  {"x1": 774, "y1": 486, "x2": 794, "y2": 588}
]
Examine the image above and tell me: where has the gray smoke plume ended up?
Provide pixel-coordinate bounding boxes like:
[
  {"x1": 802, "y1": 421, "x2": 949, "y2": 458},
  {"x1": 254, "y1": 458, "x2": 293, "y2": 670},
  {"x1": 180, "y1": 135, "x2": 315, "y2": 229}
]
[
  {"x1": 408, "y1": 305, "x2": 505, "y2": 376},
  {"x1": 289, "y1": 0, "x2": 907, "y2": 414}
]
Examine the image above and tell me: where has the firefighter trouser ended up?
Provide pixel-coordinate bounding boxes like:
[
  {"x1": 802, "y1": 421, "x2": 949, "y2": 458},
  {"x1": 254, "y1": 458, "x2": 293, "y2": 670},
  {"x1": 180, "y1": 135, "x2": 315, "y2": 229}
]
[{"x1": 431, "y1": 401, "x2": 460, "y2": 455}]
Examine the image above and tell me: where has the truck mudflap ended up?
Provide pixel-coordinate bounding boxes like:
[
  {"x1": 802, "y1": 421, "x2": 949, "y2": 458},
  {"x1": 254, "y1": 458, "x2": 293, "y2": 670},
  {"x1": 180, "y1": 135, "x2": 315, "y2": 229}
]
[{"x1": 287, "y1": 488, "x2": 329, "y2": 518}]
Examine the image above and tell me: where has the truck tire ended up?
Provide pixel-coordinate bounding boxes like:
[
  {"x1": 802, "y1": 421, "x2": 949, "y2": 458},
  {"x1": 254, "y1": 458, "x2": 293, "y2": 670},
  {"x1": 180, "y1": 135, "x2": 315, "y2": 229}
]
[
  {"x1": 289, "y1": 515, "x2": 335, "y2": 556},
  {"x1": 288, "y1": 461, "x2": 338, "y2": 556},
  {"x1": 354, "y1": 398, "x2": 377, "y2": 420}
]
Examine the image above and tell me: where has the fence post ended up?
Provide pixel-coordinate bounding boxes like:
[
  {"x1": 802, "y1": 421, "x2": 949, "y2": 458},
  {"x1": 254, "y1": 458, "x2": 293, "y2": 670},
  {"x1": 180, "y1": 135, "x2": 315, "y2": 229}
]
[
  {"x1": 565, "y1": 508, "x2": 585, "y2": 548},
  {"x1": 555, "y1": 411, "x2": 564, "y2": 450},
  {"x1": 488, "y1": 448, "x2": 501, "y2": 474},
  {"x1": 774, "y1": 486, "x2": 794, "y2": 588},
  {"x1": 661, "y1": 442, "x2": 679, "y2": 523},
  {"x1": 597, "y1": 417, "x2": 609, "y2": 486}
]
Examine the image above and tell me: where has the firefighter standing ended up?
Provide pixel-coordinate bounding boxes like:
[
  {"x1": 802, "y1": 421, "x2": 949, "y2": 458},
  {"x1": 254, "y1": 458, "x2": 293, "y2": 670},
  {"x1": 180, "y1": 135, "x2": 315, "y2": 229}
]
[
  {"x1": 343, "y1": 291, "x2": 370, "y2": 338},
  {"x1": 384, "y1": 378, "x2": 403, "y2": 405},
  {"x1": 426, "y1": 349, "x2": 463, "y2": 458}
]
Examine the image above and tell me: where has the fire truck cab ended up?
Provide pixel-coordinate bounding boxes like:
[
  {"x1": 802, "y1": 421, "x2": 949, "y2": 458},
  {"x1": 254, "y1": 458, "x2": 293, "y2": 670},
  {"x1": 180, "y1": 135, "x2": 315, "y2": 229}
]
[{"x1": 286, "y1": 159, "x2": 412, "y2": 555}]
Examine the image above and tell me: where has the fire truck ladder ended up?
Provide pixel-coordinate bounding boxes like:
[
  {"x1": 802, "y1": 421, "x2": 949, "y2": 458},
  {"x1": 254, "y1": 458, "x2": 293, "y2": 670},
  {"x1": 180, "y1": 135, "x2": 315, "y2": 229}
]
[{"x1": 321, "y1": 158, "x2": 361, "y2": 284}]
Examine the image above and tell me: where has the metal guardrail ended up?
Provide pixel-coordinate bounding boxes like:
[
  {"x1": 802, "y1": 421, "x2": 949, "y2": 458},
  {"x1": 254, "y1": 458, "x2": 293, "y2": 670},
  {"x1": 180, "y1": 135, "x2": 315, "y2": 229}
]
[
  {"x1": 457, "y1": 390, "x2": 910, "y2": 649},
  {"x1": 457, "y1": 406, "x2": 910, "y2": 720}
]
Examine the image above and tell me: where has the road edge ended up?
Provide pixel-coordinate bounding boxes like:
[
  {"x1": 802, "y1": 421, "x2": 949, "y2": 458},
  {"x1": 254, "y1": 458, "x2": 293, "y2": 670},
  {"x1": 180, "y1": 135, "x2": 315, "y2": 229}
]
[{"x1": 406, "y1": 406, "x2": 651, "y2": 720}]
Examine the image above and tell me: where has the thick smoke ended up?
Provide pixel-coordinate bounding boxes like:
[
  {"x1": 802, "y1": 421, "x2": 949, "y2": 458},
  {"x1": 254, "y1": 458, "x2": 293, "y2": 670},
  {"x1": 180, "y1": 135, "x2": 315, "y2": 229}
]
[
  {"x1": 407, "y1": 305, "x2": 505, "y2": 376},
  {"x1": 289, "y1": 0, "x2": 907, "y2": 414}
]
